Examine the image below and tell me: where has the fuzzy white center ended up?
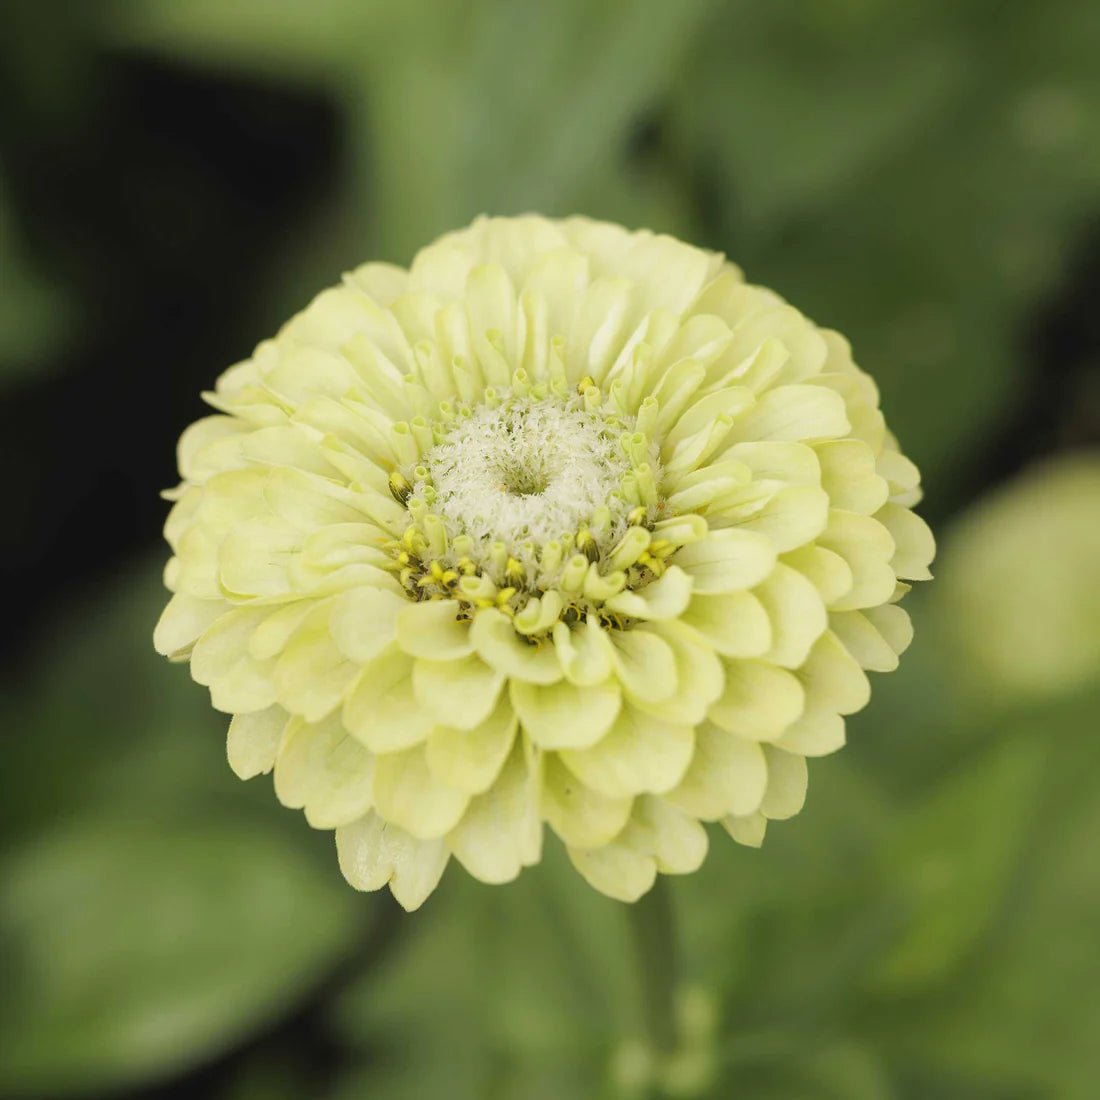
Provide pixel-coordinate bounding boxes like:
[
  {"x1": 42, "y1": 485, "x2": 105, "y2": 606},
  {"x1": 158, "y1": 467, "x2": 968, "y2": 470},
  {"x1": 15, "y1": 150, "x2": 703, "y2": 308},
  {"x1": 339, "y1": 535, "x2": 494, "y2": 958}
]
[{"x1": 414, "y1": 398, "x2": 635, "y2": 560}]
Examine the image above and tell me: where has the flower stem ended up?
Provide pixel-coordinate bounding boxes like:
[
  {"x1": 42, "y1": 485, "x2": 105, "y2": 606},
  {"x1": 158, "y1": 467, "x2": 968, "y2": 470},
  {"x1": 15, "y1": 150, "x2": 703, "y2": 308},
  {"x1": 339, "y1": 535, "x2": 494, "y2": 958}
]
[{"x1": 627, "y1": 875, "x2": 680, "y2": 1060}]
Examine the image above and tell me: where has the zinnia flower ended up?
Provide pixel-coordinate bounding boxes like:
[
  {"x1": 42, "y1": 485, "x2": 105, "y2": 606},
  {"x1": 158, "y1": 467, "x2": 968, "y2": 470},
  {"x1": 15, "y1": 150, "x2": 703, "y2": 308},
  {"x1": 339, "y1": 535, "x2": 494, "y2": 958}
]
[{"x1": 155, "y1": 215, "x2": 933, "y2": 910}]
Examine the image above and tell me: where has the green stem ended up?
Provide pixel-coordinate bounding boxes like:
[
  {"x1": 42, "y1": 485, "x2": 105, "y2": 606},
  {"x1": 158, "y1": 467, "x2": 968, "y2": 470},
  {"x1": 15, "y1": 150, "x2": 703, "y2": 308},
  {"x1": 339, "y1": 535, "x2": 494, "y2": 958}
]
[{"x1": 627, "y1": 875, "x2": 680, "y2": 1059}]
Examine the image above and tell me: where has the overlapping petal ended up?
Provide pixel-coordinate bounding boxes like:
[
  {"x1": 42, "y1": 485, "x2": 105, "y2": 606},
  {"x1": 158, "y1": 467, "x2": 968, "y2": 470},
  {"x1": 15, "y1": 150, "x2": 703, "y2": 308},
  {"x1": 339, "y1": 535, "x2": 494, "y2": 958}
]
[{"x1": 158, "y1": 214, "x2": 932, "y2": 909}]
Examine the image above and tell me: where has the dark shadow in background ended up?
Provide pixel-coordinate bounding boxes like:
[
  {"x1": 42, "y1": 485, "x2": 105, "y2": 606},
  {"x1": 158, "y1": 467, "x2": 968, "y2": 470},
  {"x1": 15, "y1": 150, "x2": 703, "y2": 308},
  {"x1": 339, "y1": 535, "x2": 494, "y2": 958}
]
[{"x1": 0, "y1": 52, "x2": 340, "y2": 667}]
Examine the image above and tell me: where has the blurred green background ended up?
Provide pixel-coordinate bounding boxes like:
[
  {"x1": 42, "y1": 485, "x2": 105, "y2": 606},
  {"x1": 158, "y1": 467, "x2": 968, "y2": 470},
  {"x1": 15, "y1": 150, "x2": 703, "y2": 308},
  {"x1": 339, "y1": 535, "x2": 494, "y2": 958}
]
[{"x1": 2, "y1": 1, "x2": 1099, "y2": 1097}]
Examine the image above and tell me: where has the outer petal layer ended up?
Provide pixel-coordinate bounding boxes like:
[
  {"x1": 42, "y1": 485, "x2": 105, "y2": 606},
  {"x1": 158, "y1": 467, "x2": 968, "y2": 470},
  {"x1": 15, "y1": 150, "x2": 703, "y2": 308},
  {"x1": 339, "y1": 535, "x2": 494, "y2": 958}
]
[{"x1": 157, "y1": 214, "x2": 932, "y2": 907}]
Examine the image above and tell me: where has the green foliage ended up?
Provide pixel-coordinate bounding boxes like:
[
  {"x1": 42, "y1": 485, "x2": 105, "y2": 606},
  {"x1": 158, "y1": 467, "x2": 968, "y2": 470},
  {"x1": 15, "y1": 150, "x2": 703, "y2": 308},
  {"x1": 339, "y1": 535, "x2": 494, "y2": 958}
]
[
  {"x1": 3, "y1": 1, "x2": 1100, "y2": 1097},
  {"x1": 0, "y1": 570, "x2": 365, "y2": 1097},
  {"x1": 0, "y1": 819, "x2": 358, "y2": 1097},
  {"x1": 669, "y1": 0, "x2": 1100, "y2": 500},
  {"x1": 0, "y1": 175, "x2": 75, "y2": 381},
  {"x1": 330, "y1": 846, "x2": 635, "y2": 1099},
  {"x1": 872, "y1": 736, "x2": 1045, "y2": 992}
]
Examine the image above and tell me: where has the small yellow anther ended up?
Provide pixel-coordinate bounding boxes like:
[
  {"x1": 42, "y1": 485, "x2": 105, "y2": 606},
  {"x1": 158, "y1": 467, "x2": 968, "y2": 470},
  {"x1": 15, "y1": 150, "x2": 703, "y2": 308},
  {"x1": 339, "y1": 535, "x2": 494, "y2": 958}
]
[
  {"x1": 598, "y1": 609, "x2": 626, "y2": 631},
  {"x1": 388, "y1": 471, "x2": 412, "y2": 506},
  {"x1": 576, "y1": 529, "x2": 600, "y2": 563}
]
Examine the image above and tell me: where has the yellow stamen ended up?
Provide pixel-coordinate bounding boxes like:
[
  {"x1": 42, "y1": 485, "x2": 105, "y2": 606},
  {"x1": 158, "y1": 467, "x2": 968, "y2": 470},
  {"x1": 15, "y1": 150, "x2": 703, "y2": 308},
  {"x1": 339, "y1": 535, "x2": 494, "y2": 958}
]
[
  {"x1": 388, "y1": 471, "x2": 412, "y2": 506},
  {"x1": 576, "y1": 529, "x2": 600, "y2": 563},
  {"x1": 504, "y1": 557, "x2": 526, "y2": 585}
]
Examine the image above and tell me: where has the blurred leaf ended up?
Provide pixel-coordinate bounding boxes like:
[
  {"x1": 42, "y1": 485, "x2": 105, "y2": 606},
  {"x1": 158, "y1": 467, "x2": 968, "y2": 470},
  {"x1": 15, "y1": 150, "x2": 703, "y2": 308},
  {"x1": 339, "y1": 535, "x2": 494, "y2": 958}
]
[
  {"x1": 328, "y1": 1061, "x2": 486, "y2": 1100},
  {"x1": 854, "y1": 445, "x2": 1100, "y2": 789},
  {"x1": 2, "y1": 561, "x2": 236, "y2": 837},
  {"x1": 678, "y1": 752, "x2": 893, "y2": 1012},
  {"x1": 887, "y1": 693, "x2": 1100, "y2": 1100},
  {"x1": 671, "y1": 0, "x2": 1100, "y2": 500},
  {"x1": 934, "y1": 451, "x2": 1100, "y2": 707},
  {"x1": 704, "y1": 1033, "x2": 900, "y2": 1100},
  {"x1": 843, "y1": 588, "x2": 970, "y2": 796},
  {"x1": 0, "y1": 560, "x2": 365, "y2": 1097},
  {"x1": 222, "y1": 1052, "x2": 321, "y2": 1100},
  {"x1": 332, "y1": 841, "x2": 641, "y2": 1097},
  {"x1": 103, "y1": 0, "x2": 719, "y2": 263},
  {"x1": 0, "y1": 815, "x2": 360, "y2": 1098},
  {"x1": 872, "y1": 736, "x2": 1045, "y2": 992},
  {"x1": 329, "y1": 1055, "x2": 598, "y2": 1100},
  {"x1": 0, "y1": 173, "x2": 75, "y2": 382},
  {"x1": 804, "y1": 1043, "x2": 897, "y2": 1100},
  {"x1": 670, "y1": 3, "x2": 969, "y2": 232},
  {"x1": 784, "y1": 1042, "x2": 896, "y2": 1100},
  {"x1": 101, "y1": 0, "x2": 381, "y2": 83},
  {"x1": 355, "y1": 0, "x2": 718, "y2": 262}
]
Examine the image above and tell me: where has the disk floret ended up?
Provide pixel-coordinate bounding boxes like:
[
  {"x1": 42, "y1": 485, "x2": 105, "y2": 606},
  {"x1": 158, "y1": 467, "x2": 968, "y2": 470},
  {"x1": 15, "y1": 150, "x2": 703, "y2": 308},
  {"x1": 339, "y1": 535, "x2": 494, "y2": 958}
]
[{"x1": 383, "y1": 384, "x2": 684, "y2": 630}]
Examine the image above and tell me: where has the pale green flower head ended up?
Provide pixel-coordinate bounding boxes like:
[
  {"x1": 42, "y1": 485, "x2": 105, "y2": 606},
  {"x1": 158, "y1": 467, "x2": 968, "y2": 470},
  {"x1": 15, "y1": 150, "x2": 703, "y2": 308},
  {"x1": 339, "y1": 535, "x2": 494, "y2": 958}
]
[{"x1": 155, "y1": 215, "x2": 934, "y2": 910}]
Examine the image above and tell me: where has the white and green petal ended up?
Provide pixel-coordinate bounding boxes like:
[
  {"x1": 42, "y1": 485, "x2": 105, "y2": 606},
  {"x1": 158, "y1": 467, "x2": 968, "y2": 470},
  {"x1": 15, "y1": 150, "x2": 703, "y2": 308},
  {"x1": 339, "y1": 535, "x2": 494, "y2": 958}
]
[
  {"x1": 154, "y1": 592, "x2": 230, "y2": 659},
  {"x1": 672, "y1": 529, "x2": 776, "y2": 594},
  {"x1": 541, "y1": 753, "x2": 633, "y2": 848},
  {"x1": 446, "y1": 738, "x2": 543, "y2": 884},
  {"x1": 343, "y1": 648, "x2": 435, "y2": 752},
  {"x1": 680, "y1": 590, "x2": 773, "y2": 658},
  {"x1": 830, "y1": 606, "x2": 914, "y2": 672},
  {"x1": 412, "y1": 652, "x2": 506, "y2": 730},
  {"x1": 510, "y1": 676, "x2": 622, "y2": 750},
  {"x1": 708, "y1": 660, "x2": 806, "y2": 742},
  {"x1": 631, "y1": 620, "x2": 724, "y2": 725},
  {"x1": 568, "y1": 797, "x2": 708, "y2": 902},
  {"x1": 158, "y1": 214, "x2": 932, "y2": 907},
  {"x1": 274, "y1": 714, "x2": 374, "y2": 828},
  {"x1": 721, "y1": 811, "x2": 768, "y2": 849},
  {"x1": 227, "y1": 706, "x2": 289, "y2": 780},
  {"x1": 759, "y1": 746, "x2": 809, "y2": 821},
  {"x1": 273, "y1": 605, "x2": 360, "y2": 722},
  {"x1": 336, "y1": 811, "x2": 449, "y2": 912},
  {"x1": 373, "y1": 745, "x2": 470, "y2": 839},
  {"x1": 667, "y1": 721, "x2": 767, "y2": 820},
  {"x1": 425, "y1": 695, "x2": 518, "y2": 795},
  {"x1": 559, "y1": 707, "x2": 694, "y2": 799},
  {"x1": 190, "y1": 606, "x2": 277, "y2": 713}
]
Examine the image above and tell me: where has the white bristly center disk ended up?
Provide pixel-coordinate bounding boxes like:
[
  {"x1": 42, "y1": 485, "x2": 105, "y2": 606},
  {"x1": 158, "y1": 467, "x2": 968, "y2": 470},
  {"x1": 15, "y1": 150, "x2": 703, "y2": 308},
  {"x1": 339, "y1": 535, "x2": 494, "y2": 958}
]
[{"x1": 412, "y1": 397, "x2": 640, "y2": 564}]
